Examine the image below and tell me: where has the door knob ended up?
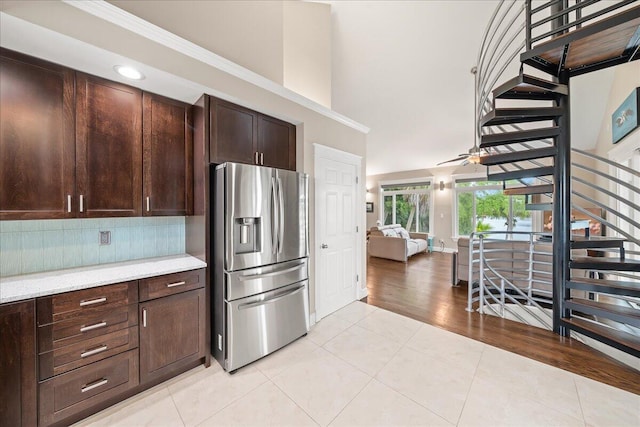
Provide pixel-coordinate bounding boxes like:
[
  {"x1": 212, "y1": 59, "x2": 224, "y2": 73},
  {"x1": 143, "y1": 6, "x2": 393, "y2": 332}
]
[{"x1": 321, "y1": 244, "x2": 328, "y2": 249}]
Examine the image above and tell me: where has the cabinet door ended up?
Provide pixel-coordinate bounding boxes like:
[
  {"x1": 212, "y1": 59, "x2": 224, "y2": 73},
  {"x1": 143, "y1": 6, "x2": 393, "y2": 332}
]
[
  {"x1": 143, "y1": 93, "x2": 193, "y2": 216},
  {"x1": 210, "y1": 97, "x2": 257, "y2": 165},
  {"x1": 139, "y1": 289, "x2": 205, "y2": 384},
  {"x1": 258, "y1": 115, "x2": 296, "y2": 171},
  {"x1": 76, "y1": 73, "x2": 142, "y2": 217},
  {"x1": 0, "y1": 300, "x2": 37, "y2": 427},
  {"x1": 0, "y1": 48, "x2": 75, "y2": 219}
]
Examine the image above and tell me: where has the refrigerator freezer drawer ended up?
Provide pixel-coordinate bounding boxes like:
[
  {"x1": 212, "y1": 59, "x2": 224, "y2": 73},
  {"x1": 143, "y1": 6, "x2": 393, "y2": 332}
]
[
  {"x1": 225, "y1": 258, "x2": 308, "y2": 301},
  {"x1": 226, "y1": 281, "x2": 309, "y2": 372}
]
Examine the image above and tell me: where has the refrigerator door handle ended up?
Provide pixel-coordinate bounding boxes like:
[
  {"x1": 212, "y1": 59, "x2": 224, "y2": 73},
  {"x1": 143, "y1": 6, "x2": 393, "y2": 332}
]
[
  {"x1": 237, "y1": 262, "x2": 306, "y2": 281},
  {"x1": 271, "y1": 176, "x2": 279, "y2": 254},
  {"x1": 277, "y1": 177, "x2": 285, "y2": 254},
  {"x1": 237, "y1": 284, "x2": 306, "y2": 310}
]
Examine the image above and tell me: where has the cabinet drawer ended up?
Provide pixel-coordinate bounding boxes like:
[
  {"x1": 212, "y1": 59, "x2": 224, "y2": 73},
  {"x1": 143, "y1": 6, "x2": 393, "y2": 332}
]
[
  {"x1": 38, "y1": 304, "x2": 138, "y2": 353},
  {"x1": 39, "y1": 349, "x2": 139, "y2": 427},
  {"x1": 37, "y1": 281, "x2": 138, "y2": 325},
  {"x1": 39, "y1": 326, "x2": 139, "y2": 380},
  {"x1": 139, "y1": 269, "x2": 204, "y2": 301}
]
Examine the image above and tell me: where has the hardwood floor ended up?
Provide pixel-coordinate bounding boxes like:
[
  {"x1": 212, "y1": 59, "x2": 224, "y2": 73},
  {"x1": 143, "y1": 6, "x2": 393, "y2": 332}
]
[{"x1": 365, "y1": 251, "x2": 640, "y2": 395}]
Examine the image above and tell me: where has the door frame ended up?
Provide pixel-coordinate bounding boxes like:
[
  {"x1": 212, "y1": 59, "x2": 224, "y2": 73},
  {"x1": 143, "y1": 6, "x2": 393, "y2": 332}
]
[{"x1": 313, "y1": 143, "x2": 365, "y2": 322}]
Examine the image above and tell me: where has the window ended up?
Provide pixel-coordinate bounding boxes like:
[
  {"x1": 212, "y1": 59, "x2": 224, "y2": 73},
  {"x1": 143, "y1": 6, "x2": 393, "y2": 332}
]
[
  {"x1": 380, "y1": 180, "x2": 432, "y2": 233},
  {"x1": 454, "y1": 177, "x2": 532, "y2": 239}
]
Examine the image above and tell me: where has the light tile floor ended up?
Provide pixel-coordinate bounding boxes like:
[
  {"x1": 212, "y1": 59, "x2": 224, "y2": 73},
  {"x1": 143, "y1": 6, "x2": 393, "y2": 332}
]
[{"x1": 75, "y1": 302, "x2": 640, "y2": 427}]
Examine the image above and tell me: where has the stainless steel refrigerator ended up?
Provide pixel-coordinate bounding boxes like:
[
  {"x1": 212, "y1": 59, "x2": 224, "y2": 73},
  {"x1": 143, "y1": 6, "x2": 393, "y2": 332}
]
[{"x1": 212, "y1": 162, "x2": 309, "y2": 372}]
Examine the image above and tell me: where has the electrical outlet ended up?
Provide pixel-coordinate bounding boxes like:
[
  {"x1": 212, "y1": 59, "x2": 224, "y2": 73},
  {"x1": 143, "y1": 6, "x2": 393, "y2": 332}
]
[
  {"x1": 99, "y1": 231, "x2": 111, "y2": 245},
  {"x1": 439, "y1": 239, "x2": 445, "y2": 245}
]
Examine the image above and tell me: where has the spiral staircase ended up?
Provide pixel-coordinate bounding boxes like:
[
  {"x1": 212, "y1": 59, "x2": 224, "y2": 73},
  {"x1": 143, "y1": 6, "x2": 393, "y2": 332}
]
[{"x1": 473, "y1": 0, "x2": 640, "y2": 360}]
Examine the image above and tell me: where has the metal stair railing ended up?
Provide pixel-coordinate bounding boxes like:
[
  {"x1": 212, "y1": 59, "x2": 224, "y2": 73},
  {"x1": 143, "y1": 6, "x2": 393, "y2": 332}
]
[
  {"x1": 476, "y1": 0, "x2": 527, "y2": 138},
  {"x1": 473, "y1": 0, "x2": 640, "y2": 352},
  {"x1": 466, "y1": 231, "x2": 554, "y2": 329}
]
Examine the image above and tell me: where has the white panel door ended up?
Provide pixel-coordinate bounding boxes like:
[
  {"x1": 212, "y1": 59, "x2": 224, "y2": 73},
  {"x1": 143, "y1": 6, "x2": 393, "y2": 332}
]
[{"x1": 316, "y1": 156, "x2": 357, "y2": 319}]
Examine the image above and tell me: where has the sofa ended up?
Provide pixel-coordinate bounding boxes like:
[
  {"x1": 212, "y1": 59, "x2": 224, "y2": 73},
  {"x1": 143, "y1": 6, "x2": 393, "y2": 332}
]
[{"x1": 368, "y1": 224, "x2": 428, "y2": 262}]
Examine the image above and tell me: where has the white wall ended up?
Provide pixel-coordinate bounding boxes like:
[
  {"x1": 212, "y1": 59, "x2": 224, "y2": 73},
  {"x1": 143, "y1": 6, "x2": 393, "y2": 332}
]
[
  {"x1": 108, "y1": 0, "x2": 285, "y2": 84},
  {"x1": 283, "y1": 1, "x2": 332, "y2": 108}
]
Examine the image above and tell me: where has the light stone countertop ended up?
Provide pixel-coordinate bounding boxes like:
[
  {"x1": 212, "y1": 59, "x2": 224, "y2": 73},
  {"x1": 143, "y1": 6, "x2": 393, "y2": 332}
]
[{"x1": 0, "y1": 254, "x2": 207, "y2": 304}]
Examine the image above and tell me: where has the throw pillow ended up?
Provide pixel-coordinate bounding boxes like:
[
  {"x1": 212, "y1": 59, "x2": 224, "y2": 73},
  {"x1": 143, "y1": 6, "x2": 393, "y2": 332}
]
[{"x1": 397, "y1": 228, "x2": 410, "y2": 239}]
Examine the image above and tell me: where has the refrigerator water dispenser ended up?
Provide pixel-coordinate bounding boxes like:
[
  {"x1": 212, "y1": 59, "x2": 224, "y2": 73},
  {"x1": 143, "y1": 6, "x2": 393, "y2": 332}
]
[{"x1": 234, "y1": 217, "x2": 261, "y2": 254}]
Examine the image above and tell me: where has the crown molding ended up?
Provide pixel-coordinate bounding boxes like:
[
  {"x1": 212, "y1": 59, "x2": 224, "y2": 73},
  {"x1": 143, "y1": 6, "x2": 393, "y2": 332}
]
[{"x1": 63, "y1": 0, "x2": 370, "y2": 134}]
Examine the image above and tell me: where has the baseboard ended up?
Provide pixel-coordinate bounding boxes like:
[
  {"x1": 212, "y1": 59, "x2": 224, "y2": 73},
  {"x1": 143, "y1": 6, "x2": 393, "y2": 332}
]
[
  {"x1": 309, "y1": 312, "x2": 316, "y2": 327},
  {"x1": 430, "y1": 248, "x2": 455, "y2": 254}
]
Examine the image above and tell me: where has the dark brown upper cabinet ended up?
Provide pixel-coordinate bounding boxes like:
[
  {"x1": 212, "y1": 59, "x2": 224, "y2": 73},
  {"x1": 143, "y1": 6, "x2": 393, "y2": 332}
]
[
  {"x1": 142, "y1": 93, "x2": 193, "y2": 216},
  {"x1": 76, "y1": 73, "x2": 143, "y2": 217},
  {"x1": 0, "y1": 48, "x2": 76, "y2": 220},
  {"x1": 208, "y1": 95, "x2": 296, "y2": 170},
  {"x1": 258, "y1": 115, "x2": 296, "y2": 170},
  {"x1": 209, "y1": 97, "x2": 257, "y2": 165}
]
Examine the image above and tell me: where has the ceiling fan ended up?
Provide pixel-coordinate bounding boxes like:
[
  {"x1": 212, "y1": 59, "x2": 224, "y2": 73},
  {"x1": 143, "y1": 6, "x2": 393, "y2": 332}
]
[{"x1": 437, "y1": 144, "x2": 484, "y2": 166}]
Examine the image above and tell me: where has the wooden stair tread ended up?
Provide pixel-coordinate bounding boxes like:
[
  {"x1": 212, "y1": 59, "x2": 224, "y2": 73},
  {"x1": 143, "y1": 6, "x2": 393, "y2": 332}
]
[
  {"x1": 567, "y1": 298, "x2": 640, "y2": 321},
  {"x1": 481, "y1": 107, "x2": 564, "y2": 126},
  {"x1": 568, "y1": 277, "x2": 640, "y2": 298},
  {"x1": 562, "y1": 317, "x2": 640, "y2": 356},
  {"x1": 492, "y1": 74, "x2": 568, "y2": 100},
  {"x1": 570, "y1": 257, "x2": 640, "y2": 272},
  {"x1": 522, "y1": 6, "x2": 640, "y2": 77},
  {"x1": 480, "y1": 146, "x2": 557, "y2": 166},
  {"x1": 488, "y1": 166, "x2": 555, "y2": 182},
  {"x1": 480, "y1": 127, "x2": 560, "y2": 148},
  {"x1": 525, "y1": 203, "x2": 553, "y2": 211},
  {"x1": 570, "y1": 236, "x2": 626, "y2": 250},
  {"x1": 503, "y1": 184, "x2": 554, "y2": 196}
]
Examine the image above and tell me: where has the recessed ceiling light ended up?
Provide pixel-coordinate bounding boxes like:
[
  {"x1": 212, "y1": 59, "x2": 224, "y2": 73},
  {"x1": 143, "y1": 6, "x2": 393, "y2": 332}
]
[{"x1": 114, "y1": 65, "x2": 145, "y2": 80}]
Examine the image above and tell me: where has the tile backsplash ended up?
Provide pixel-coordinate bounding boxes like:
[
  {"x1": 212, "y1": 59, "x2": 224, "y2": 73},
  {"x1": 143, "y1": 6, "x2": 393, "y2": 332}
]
[{"x1": 0, "y1": 217, "x2": 185, "y2": 277}]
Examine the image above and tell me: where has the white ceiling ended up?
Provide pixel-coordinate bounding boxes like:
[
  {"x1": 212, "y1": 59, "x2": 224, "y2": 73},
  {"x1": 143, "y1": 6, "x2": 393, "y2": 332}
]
[
  {"x1": 327, "y1": 0, "x2": 616, "y2": 175},
  {"x1": 0, "y1": 0, "x2": 616, "y2": 177}
]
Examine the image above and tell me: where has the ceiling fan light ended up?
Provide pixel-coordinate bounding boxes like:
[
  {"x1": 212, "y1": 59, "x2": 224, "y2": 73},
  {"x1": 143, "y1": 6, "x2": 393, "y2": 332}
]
[{"x1": 467, "y1": 153, "x2": 481, "y2": 164}]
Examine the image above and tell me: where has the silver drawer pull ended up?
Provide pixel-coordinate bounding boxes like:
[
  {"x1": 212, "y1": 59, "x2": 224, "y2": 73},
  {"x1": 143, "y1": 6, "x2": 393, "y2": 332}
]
[
  {"x1": 81, "y1": 345, "x2": 108, "y2": 358},
  {"x1": 167, "y1": 281, "x2": 186, "y2": 288},
  {"x1": 80, "y1": 321, "x2": 107, "y2": 333},
  {"x1": 81, "y1": 378, "x2": 108, "y2": 393},
  {"x1": 79, "y1": 297, "x2": 107, "y2": 307}
]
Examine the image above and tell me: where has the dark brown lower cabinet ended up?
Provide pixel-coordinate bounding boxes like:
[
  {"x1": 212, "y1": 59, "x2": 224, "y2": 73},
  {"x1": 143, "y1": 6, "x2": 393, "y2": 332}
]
[
  {"x1": 0, "y1": 300, "x2": 37, "y2": 427},
  {"x1": 139, "y1": 288, "x2": 206, "y2": 384},
  {"x1": 39, "y1": 349, "x2": 139, "y2": 426}
]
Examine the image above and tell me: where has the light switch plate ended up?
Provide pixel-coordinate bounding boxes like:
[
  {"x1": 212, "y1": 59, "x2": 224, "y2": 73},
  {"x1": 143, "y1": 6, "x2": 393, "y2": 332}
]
[{"x1": 100, "y1": 231, "x2": 111, "y2": 245}]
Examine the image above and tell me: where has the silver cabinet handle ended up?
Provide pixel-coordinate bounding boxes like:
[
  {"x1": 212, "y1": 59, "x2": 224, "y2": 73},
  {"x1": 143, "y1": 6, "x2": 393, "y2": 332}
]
[
  {"x1": 79, "y1": 194, "x2": 84, "y2": 212},
  {"x1": 167, "y1": 281, "x2": 186, "y2": 288},
  {"x1": 80, "y1": 321, "x2": 107, "y2": 333},
  {"x1": 260, "y1": 152, "x2": 264, "y2": 165},
  {"x1": 80, "y1": 345, "x2": 108, "y2": 358},
  {"x1": 81, "y1": 378, "x2": 108, "y2": 393},
  {"x1": 67, "y1": 195, "x2": 72, "y2": 213},
  {"x1": 254, "y1": 151, "x2": 259, "y2": 164},
  {"x1": 80, "y1": 297, "x2": 107, "y2": 307},
  {"x1": 321, "y1": 244, "x2": 328, "y2": 249},
  {"x1": 142, "y1": 308, "x2": 147, "y2": 327},
  {"x1": 146, "y1": 196, "x2": 150, "y2": 212}
]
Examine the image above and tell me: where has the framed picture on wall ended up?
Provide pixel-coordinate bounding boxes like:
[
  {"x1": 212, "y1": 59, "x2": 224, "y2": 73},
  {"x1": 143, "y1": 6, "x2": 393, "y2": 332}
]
[
  {"x1": 612, "y1": 87, "x2": 639, "y2": 144},
  {"x1": 366, "y1": 202, "x2": 374, "y2": 213}
]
